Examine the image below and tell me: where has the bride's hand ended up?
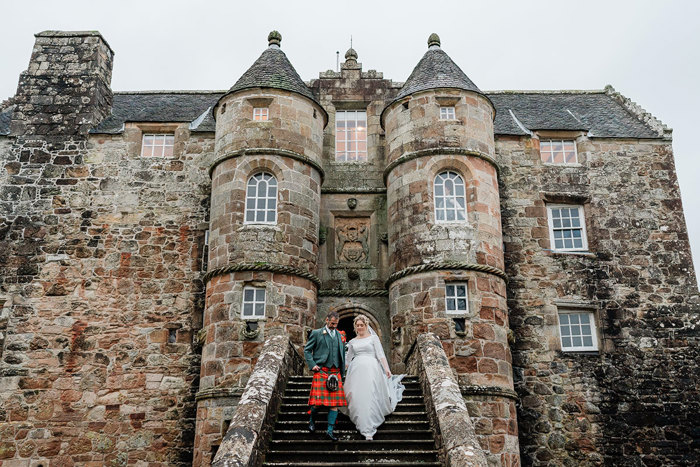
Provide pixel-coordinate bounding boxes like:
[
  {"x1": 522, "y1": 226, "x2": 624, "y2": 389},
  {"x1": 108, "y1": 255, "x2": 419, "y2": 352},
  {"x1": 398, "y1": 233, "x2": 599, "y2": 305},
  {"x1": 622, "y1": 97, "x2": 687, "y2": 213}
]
[{"x1": 385, "y1": 370, "x2": 391, "y2": 377}]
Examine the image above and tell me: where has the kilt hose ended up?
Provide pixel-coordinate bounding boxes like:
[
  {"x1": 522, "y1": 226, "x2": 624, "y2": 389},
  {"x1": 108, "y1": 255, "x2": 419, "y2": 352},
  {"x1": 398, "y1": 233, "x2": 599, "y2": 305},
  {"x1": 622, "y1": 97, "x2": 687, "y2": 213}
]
[{"x1": 308, "y1": 367, "x2": 347, "y2": 407}]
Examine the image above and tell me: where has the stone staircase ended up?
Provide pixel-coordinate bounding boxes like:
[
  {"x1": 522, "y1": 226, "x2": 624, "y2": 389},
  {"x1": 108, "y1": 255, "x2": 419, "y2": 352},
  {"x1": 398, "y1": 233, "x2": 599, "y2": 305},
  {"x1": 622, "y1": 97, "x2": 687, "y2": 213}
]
[{"x1": 262, "y1": 375, "x2": 441, "y2": 466}]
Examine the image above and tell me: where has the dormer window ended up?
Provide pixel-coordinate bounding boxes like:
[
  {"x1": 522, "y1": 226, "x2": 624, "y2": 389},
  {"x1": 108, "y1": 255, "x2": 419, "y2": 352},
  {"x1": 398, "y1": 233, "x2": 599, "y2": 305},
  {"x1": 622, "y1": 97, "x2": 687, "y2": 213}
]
[
  {"x1": 141, "y1": 134, "x2": 174, "y2": 157},
  {"x1": 540, "y1": 139, "x2": 577, "y2": 165},
  {"x1": 335, "y1": 110, "x2": 367, "y2": 162},
  {"x1": 253, "y1": 107, "x2": 269, "y2": 121},
  {"x1": 439, "y1": 106, "x2": 456, "y2": 120}
]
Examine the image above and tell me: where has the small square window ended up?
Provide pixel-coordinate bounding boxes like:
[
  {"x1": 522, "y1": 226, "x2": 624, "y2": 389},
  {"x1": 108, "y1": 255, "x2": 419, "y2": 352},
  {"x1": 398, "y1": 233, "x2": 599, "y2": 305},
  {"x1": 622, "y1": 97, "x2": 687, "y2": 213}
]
[
  {"x1": 242, "y1": 286, "x2": 266, "y2": 319},
  {"x1": 547, "y1": 204, "x2": 588, "y2": 251},
  {"x1": 141, "y1": 134, "x2": 174, "y2": 157},
  {"x1": 558, "y1": 310, "x2": 598, "y2": 351},
  {"x1": 335, "y1": 110, "x2": 367, "y2": 162},
  {"x1": 439, "y1": 106, "x2": 456, "y2": 120},
  {"x1": 540, "y1": 139, "x2": 577, "y2": 165},
  {"x1": 445, "y1": 282, "x2": 468, "y2": 315},
  {"x1": 253, "y1": 108, "x2": 269, "y2": 121}
]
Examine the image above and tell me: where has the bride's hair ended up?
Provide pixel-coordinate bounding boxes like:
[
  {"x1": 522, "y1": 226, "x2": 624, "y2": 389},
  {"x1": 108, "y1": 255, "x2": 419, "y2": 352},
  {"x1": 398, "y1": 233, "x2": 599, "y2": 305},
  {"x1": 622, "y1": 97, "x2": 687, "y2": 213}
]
[{"x1": 353, "y1": 314, "x2": 370, "y2": 331}]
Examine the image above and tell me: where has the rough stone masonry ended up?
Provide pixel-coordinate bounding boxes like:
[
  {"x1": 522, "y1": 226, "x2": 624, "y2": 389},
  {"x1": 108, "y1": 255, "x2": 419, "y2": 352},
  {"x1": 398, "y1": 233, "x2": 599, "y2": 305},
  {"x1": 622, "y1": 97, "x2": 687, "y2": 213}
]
[{"x1": 0, "y1": 29, "x2": 698, "y2": 467}]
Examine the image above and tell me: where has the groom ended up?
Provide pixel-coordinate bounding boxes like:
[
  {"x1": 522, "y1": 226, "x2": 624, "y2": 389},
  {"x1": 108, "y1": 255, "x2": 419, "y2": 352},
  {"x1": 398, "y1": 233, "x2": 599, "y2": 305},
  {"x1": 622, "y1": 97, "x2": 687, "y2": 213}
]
[{"x1": 304, "y1": 311, "x2": 347, "y2": 441}]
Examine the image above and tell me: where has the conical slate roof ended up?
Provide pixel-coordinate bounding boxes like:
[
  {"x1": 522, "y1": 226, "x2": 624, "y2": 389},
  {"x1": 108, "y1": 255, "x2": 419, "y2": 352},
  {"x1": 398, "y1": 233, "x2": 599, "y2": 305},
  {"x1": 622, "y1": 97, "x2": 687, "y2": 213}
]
[
  {"x1": 394, "y1": 34, "x2": 483, "y2": 101},
  {"x1": 227, "y1": 31, "x2": 318, "y2": 105}
]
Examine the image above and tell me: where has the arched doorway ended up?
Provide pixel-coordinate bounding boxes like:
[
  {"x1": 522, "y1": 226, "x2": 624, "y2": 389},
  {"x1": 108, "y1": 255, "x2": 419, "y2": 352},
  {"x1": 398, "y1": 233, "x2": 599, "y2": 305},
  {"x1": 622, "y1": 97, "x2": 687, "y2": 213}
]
[{"x1": 336, "y1": 307, "x2": 382, "y2": 342}]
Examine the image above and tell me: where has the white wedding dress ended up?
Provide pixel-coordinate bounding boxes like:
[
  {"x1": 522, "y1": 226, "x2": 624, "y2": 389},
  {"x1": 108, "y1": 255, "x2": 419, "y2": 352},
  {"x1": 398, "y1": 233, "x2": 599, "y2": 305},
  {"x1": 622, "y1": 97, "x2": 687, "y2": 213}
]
[{"x1": 343, "y1": 334, "x2": 405, "y2": 438}]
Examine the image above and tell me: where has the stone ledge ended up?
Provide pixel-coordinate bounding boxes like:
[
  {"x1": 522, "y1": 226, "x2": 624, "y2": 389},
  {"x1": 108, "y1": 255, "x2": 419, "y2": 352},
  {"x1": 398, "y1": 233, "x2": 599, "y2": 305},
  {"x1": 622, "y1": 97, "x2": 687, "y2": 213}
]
[
  {"x1": 460, "y1": 385, "x2": 519, "y2": 401},
  {"x1": 383, "y1": 147, "x2": 500, "y2": 184},
  {"x1": 206, "y1": 147, "x2": 325, "y2": 182},
  {"x1": 203, "y1": 262, "x2": 321, "y2": 287},
  {"x1": 386, "y1": 261, "x2": 507, "y2": 288},
  {"x1": 195, "y1": 387, "x2": 244, "y2": 402}
]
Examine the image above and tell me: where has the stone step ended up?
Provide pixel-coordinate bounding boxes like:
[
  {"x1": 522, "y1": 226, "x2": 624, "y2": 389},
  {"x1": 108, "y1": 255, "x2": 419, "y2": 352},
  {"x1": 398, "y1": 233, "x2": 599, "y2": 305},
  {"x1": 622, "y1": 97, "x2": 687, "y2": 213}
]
[
  {"x1": 288, "y1": 376, "x2": 419, "y2": 383},
  {"x1": 274, "y1": 420, "x2": 431, "y2": 431},
  {"x1": 269, "y1": 439, "x2": 436, "y2": 451},
  {"x1": 277, "y1": 411, "x2": 427, "y2": 422},
  {"x1": 263, "y1": 463, "x2": 441, "y2": 467},
  {"x1": 271, "y1": 429, "x2": 435, "y2": 441},
  {"x1": 279, "y1": 403, "x2": 426, "y2": 413},
  {"x1": 265, "y1": 449, "x2": 439, "y2": 463},
  {"x1": 282, "y1": 395, "x2": 425, "y2": 404},
  {"x1": 283, "y1": 388, "x2": 422, "y2": 397}
]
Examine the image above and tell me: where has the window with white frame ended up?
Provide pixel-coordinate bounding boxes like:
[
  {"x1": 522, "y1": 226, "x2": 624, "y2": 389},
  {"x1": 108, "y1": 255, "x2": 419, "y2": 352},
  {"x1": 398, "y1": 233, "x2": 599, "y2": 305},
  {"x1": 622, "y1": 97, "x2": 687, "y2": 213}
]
[
  {"x1": 335, "y1": 110, "x2": 367, "y2": 162},
  {"x1": 242, "y1": 287, "x2": 266, "y2": 318},
  {"x1": 445, "y1": 283, "x2": 469, "y2": 315},
  {"x1": 547, "y1": 204, "x2": 587, "y2": 251},
  {"x1": 434, "y1": 171, "x2": 467, "y2": 222},
  {"x1": 141, "y1": 134, "x2": 174, "y2": 157},
  {"x1": 439, "y1": 106, "x2": 456, "y2": 120},
  {"x1": 253, "y1": 107, "x2": 269, "y2": 121},
  {"x1": 540, "y1": 139, "x2": 577, "y2": 165},
  {"x1": 558, "y1": 309, "x2": 598, "y2": 351},
  {"x1": 245, "y1": 172, "x2": 277, "y2": 224}
]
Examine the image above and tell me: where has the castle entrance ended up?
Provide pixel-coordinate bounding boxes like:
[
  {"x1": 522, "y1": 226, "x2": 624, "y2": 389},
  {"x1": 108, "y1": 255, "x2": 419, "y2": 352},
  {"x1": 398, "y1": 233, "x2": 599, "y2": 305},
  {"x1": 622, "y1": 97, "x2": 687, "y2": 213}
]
[{"x1": 337, "y1": 309, "x2": 382, "y2": 342}]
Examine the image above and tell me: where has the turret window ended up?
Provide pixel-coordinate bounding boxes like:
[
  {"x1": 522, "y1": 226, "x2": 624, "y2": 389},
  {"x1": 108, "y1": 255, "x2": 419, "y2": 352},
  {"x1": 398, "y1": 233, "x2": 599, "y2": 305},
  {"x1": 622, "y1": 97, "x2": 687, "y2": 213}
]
[
  {"x1": 445, "y1": 283, "x2": 469, "y2": 315},
  {"x1": 242, "y1": 287, "x2": 266, "y2": 318},
  {"x1": 434, "y1": 171, "x2": 467, "y2": 222},
  {"x1": 335, "y1": 110, "x2": 367, "y2": 162},
  {"x1": 439, "y1": 106, "x2": 456, "y2": 120},
  {"x1": 253, "y1": 107, "x2": 269, "y2": 121},
  {"x1": 245, "y1": 172, "x2": 277, "y2": 224}
]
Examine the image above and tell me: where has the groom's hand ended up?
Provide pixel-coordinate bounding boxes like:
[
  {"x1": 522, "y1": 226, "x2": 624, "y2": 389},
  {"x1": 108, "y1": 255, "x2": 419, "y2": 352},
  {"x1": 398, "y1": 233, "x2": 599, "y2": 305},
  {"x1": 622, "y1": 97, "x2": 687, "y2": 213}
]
[{"x1": 312, "y1": 365, "x2": 320, "y2": 372}]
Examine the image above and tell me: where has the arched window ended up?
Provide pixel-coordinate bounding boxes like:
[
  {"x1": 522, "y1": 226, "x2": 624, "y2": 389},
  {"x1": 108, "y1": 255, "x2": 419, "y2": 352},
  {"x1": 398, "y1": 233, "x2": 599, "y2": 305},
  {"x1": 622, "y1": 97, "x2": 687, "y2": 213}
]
[
  {"x1": 434, "y1": 171, "x2": 467, "y2": 222},
  {"x1": 245, "y1": 172, "x2": 277, "y2": 224}
]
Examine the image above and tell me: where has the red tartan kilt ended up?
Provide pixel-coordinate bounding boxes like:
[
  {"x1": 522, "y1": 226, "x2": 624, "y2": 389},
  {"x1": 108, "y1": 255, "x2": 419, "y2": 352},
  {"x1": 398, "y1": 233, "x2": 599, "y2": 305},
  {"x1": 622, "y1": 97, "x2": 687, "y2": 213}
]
[{"x1": 308, "y1": 367, "x2": 347, "y2": 407}]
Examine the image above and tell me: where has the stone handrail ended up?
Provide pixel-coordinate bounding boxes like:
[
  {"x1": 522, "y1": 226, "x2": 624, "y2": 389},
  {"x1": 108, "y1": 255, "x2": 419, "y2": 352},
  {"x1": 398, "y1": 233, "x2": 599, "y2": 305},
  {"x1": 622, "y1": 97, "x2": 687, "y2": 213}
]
[
  {"x1": 406, "y1": 333, "x2": 488, "y2": 467},
  {"x1": 213, "y1": 334, "x2": 304, "y2": 467}
]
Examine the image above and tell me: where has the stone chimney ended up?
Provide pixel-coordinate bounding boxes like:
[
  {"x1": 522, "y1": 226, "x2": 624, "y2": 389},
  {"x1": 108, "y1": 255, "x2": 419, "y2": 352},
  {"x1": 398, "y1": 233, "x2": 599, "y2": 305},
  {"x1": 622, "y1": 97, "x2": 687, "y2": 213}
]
[{"x1": 10, "y1": 30, "x2": 114, "y2": 138}]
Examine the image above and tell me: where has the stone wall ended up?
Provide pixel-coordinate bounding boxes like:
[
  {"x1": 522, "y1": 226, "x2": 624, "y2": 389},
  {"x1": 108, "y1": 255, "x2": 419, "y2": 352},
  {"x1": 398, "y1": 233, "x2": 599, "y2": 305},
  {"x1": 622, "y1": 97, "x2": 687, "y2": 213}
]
[
  {"x1": 0, "y1": 127, "x2": 214, "y2": 464},
  {"x1": 499, "y1": 134, "x2": 700, "y2": 466}
]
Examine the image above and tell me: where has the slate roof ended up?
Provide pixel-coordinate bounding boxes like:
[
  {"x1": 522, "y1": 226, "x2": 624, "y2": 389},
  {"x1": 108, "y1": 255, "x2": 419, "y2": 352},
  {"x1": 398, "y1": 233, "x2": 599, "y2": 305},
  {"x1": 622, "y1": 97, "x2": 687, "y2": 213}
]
[
  {"x1": 227, "y1": 46, "x2": 319, "y2": 105},
  {"x1": 487, "y1": 92, "x2": 661, "y2": 138},
  {"x1": 394, "y1": 47, "x2": 484, "y2": 102},
  {"x1": 91, "y1": 92, "x2": 223, "y2": 134},
  {"x1": 84, "y1": 89, "x2": 662, "y2": 140}
]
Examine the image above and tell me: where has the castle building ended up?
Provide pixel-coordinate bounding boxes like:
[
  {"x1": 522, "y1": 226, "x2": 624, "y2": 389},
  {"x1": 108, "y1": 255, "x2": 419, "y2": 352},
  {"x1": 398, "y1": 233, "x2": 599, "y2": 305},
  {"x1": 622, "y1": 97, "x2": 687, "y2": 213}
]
[{"x1": 0, "y1": 30, "x2": 697, "y2": 467}]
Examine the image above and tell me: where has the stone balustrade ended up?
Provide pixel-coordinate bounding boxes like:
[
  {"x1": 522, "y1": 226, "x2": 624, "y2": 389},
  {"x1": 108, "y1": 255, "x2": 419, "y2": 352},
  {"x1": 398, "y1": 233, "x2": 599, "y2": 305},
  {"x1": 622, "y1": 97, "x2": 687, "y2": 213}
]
[
  {"x1": 406, "y1": 332, "x2": 488, "y2": 466},
  {"x1": 212, "y1": 334, "x2": 304, "y2": 467}
]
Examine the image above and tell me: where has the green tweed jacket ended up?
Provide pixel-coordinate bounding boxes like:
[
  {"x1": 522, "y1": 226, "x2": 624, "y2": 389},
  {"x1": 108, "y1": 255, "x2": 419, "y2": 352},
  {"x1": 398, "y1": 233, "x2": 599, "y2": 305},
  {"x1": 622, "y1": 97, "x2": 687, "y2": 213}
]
[{"x1": 304, "y1": 328, "x2": 346, "y2": 379}]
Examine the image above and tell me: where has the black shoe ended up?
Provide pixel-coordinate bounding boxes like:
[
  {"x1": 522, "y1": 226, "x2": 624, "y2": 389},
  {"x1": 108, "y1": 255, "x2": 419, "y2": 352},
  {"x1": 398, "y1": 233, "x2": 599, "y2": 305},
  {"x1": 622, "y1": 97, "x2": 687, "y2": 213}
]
[
  {"x1": 308, "y1": 419, "x2": 316, "y2": 432},
  {"x1": 326, "y1": 429, "x2": 338, "y2": 442}
]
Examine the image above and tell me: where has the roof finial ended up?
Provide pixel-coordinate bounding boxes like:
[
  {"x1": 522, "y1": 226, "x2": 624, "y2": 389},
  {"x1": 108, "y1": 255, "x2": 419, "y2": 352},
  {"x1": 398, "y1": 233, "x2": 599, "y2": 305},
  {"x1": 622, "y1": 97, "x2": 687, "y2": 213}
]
[
  {"x1": 268, "y1": 30, "x2": 282, "y2": 48},
  {"x1": 428, "y1": 33, "x2": 441, "y2": 49}
]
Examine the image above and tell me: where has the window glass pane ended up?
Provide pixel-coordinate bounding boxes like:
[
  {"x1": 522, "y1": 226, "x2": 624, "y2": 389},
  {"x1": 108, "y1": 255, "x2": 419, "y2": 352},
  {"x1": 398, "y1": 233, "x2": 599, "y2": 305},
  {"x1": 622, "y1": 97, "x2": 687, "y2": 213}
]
[
  {"x1": 562, "y1": 336, "x2": 571, "y2": 348},
  {"x1": 559, "y1": 314, "x2": 569, "y2": 324},
  {"x1": 572, "y1": 336, "x2": 582, "y2": 347},
  {"x1": 560, "y1": 325, "x2": 570, "y2": 336},
  {"x1": 256, "y1": 211, "x2": 265, "y2": 222},
  {"x1": 570, "y1": 314, "x2": 580, "y2": 325},
  {"x1": 142, "y1": 146, "x2": 153, "y2": 157},
  {"x1": 243, "y1": 303, "x2": 253, "y2": 316},
  {"x1": 583, "y1": 336, "x2": 593, "y2": 347},
  {"x1": 244, "y1": 289, "x2": 254, "y2": 301},
  {"x1": 446, "y1": 298, "x2": 455, "y2": 310},
  {"x1": 456, "y1": 286, "x2": 466, "y2": 297},
  {"x1": 446, "y1": 210, "x2": 455, "y2": 221},
  {"x1": 580, "y1": 314, "x2": 590, "y2": 324},
  {"x1": 255, "y1": 303, "x2": 265, "y2": 316},
  {"x1": 446, "y1": 285, "x2": 454, "y2": 295},
  {"x1": 457, "y1": 299, "x2": 467, "y2": 310},
  {"x1": 436, "y1": 210, "x2": 444, "y2": 221},
  {"x1": 255, "y1": 289, "x2": 265, "y2": 301}
]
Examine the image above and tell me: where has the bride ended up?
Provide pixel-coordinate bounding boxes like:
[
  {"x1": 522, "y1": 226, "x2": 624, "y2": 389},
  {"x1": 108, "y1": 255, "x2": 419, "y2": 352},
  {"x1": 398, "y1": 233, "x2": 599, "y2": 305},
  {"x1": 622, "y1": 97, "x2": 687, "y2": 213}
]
[{"x1": 343, "y1": 314, "x2": 404, "y2": 440}]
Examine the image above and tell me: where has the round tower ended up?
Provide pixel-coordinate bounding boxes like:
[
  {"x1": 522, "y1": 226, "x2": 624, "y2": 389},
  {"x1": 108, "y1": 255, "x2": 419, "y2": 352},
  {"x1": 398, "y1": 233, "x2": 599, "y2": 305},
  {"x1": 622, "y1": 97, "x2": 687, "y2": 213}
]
[
  {"x1": 193, "y1": 31, "x2": 327, "y2": 465},
  {"x1": 382, "y1": 34, "x2": 519, "y2": 466}
]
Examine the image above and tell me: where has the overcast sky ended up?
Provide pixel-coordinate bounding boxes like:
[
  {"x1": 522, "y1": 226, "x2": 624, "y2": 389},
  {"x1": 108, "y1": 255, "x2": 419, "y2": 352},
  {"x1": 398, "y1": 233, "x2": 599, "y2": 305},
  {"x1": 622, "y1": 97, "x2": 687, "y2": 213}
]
[{"x1": 2, "y1": 0, "x2": 699, "y2": 280}]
